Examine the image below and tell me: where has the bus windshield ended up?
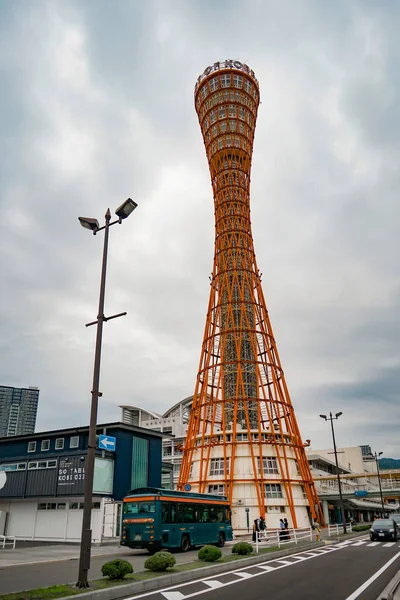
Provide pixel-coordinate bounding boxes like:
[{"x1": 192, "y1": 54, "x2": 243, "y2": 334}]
[{"x1": 124, "y1": 501, "x2": 156, "y2": 514}]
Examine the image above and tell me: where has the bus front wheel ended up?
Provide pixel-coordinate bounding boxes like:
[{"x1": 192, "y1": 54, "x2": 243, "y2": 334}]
[
  {"x1": 217, "y1": 533, "x2": 225, "y2": 548},
  {"x1": 181, "y1": 535, "x2": 190, "y2": 552}
]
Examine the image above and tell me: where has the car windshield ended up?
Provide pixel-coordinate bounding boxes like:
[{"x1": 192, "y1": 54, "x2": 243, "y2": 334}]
[
  {"x1": 392, "y1": 515, "x2": 400, "y2": 522},
  {"x1": 373, "y1": 519, "x2": 392, "y2": 527}
]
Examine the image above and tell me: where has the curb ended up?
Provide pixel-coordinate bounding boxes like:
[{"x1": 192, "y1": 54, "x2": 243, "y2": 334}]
[
  {"x1": 50, "y1": 540, "x2": 332, "y2": 600},
  {"x1": 378, "y1": 569, "x2": 400, "y2": 600}
]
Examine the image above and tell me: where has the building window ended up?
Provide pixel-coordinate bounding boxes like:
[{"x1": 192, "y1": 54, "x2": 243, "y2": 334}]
[
  {"x1": 266, "y1": 506, "x2": 286, "y2": 514},
  {"x1": 28, "y1": 441, "x2": 36, "y2": 453},
  {"x1": 208, "y1": 484, "x2": 225, "y2": 496},
  {"x1": 264, "y1": 483, "x2": 283, "y2": 498},
  {"x1": 300, "y1": 485, "x2": 307, "y2": 499},
  {"x1": 70, "y1": 436, "x2": 79, "y2": 449},
  {"x1": 258, "y1": 457, "x2": 279, "y2": 475},
  {"x1": 233, "y1": 74, "x2": 243, "y2": 88},
  {"x1": 37, "y1": 461, "x2": 47, "y2": 469},
  {"x1": 47, "y1": 460, "x2": 57, "y2": 468},
  {"x1": 210, "y1": 458, "x2": 230, "y2": 476},
  {"x1": 37, "y1": 503, "x2": 65, "y2": 510},
  {"x1": 55, "y1": 438, "x2": 64, "y2": 450},
  {"x1": 28, "y1": 462, "x2": 38, "y2": 470},
  {"x1": 220, "y1": 74, "x2": 231, "y2": 88},
  {"x1": 69, "y1": 502, "x2": 84, "y2": 510},
  {"x1": 41, "y1": 440, "x2": 50, "y2": 451},
  {"x1": 0, "y1": 463, "x2": 26, "y2": 472}
]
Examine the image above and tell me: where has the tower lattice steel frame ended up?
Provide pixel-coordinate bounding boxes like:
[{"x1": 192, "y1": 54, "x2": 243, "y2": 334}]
[{"x1": 178, "y1": 60, "x2": 323, "y2": 527}]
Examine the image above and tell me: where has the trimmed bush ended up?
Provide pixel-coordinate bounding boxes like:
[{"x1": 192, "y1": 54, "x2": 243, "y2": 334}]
[
  {"x1": 352, "y1": 525, "x2": 371, "y2": 531},
  {"x1": 144, "y1": 551, "x2": 176, "y2": 571},
  {"x1": 101, "y1": 559, "x2": 133, "y2": 580},
  {"x1": 232, "y1": 542, "x2": 253, "y2": 555},
  {"x1": 198, "y1": 545, "x2": 222, "y2": 562}
]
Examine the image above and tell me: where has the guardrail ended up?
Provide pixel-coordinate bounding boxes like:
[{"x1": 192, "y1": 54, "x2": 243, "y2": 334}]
[
  {"x1": 0, "y1": 534, "x2": 16, "y2": 549},
  {"x1": 327, "y1": 522, "x2": 353, "y2": 536},
  {"x1": 255, "y1": 527, "x2": 313, "y2": 552}
]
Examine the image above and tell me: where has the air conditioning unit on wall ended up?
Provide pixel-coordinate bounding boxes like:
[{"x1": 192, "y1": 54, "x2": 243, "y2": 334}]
[{"x1": 236, "y1": 499, "x2": 244, "y2": 505}]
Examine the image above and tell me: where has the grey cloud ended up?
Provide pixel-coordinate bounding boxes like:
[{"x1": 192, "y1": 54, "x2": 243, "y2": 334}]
[{"x1": 0, "y1": 0, "x2": 399, "y2": 458}]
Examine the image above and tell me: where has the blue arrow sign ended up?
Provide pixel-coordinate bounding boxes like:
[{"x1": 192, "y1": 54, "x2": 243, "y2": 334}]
[{"x1": 98, "y1": 435, "x2": 116, "y2": 452}]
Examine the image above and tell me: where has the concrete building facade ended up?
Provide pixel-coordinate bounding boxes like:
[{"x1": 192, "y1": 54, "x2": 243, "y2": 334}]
[
  {"x1": 0, "y1": 422, "x2": 164, "y2": 543},
  {"x1": 0, "y1": 386, "x2": 39, "y2": 437}
]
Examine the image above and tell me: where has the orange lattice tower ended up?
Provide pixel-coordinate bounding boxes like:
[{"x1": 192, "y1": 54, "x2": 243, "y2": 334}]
[{"x1": 178, "y1": 60, "x2": 323, "y2": 531}]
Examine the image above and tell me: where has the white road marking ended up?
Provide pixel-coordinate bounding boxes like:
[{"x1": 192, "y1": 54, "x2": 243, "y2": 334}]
[
  {"x1": 367, "y1": 542, "x2": 380, "y2": 547},
  {"x1": 126, "y1": 545, "x2": 345, "y2": 600},
  {"x1": 202, "y1": 581, "x2": 224, "y2": 589},
  {"x1": 234, "y1": 571, "x2": 253, "y2": 578},
  {"x1": 344, "y1": 551, "x2": 400, "y2": 600},
  {"x1": 161, "y1": 593, "x2": 186, "y2": 600},
  {"x1": 275, "y1": 560, "x2": 295, "y2": 565},
  {"x1": 351, "y1": 541, "x2": 367, "y2": 546},
  {"x1": 382, "y1": 542, "x2": 396, "y2": 547}
]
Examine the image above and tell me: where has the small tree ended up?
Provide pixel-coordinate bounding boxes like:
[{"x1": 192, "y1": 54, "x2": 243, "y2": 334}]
[
  {"x1": 232, "y1": 542, "x2": 253, "y2": 555},
  {"x1": 101, "y1": 559, "x2": 133, "y2": 580},
  {"x1": 144, "y1": 551, "x2": 176, "y2": 571},
  {"x1": 198, "y1": 545, "x2": 222, "y2": 562}
]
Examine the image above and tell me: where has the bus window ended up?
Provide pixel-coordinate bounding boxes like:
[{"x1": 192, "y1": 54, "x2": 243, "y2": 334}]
[
  {"x1": 177, "y1": 503, "x2": 194, "y2": 523},
  {"x1": 124, "y1": 501, "x2": 155, "y2": 514},
  {"x1": 161, "y1": 502, "x2": 171, "y2": 523}
]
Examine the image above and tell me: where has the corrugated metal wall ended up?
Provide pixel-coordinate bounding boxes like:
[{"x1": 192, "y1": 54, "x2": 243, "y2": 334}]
[{"x1": 131, "y1": 436, "x2": 149, "y2": 489}]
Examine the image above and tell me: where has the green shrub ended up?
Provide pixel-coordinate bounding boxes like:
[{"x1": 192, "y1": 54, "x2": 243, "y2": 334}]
[
  {"x1": 101, "y1": 559, "x2": 133, "y2": 580},
  {"x1": 232, "y1": 542, "x2": 253, "y2": 555},
  {"x1": 198, "y1": 545, "x2": 222, "y2": 562},
  {"x1": 352, "y1": 525, "x2": 371, "y2": 531},
  {"x1": 144, "y1": 551, "x2": 176, "y2": 571}
]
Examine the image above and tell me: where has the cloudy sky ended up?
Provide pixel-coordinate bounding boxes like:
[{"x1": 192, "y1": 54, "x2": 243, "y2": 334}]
[{"x1": 1, "y1": 0, "x2": 399, "y2": 458}]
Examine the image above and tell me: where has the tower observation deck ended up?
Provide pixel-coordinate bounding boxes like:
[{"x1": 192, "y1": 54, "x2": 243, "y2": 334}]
[{"x1": 178, "y1": 60, "x2": 323, "y2": 530}]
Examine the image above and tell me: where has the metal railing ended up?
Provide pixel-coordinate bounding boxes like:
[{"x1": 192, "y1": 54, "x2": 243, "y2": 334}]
[
  {"x1": 328, "y1": 522, "x2": 353, "y2": 536},
  {"x1": 0, "y1": 534, "x2": 16, "y2": 549},
  {"x1": 255, "y1": 527, "x2": 313, "y2": 552}
]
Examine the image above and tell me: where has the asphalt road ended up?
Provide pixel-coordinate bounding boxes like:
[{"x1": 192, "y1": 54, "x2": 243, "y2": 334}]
[{"x1": 123, "y1": 537, "x2": 400, "y2": 600}]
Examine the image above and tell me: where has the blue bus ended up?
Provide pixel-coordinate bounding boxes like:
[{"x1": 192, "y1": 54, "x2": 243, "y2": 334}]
[{"x1": 121, "y1": 487, "x2": 233, "y2": 552}]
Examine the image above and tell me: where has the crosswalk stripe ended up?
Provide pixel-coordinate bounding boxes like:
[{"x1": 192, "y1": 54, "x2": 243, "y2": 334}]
[
  {"x1": 161, "y1": 593, "x2": 185, "y2": 600},
  {"x1": 352, "y1": 541, "x2": 367, "y2": 546},
  {"x1": 257, "y1": 565, "x2": 276, "y2": 572},
  {"x1": 367, "y1": 542, "x2": 380, "y2": 547},
  {"x1": 203, "y1": 581, "x2": 225, "y2": 589},
  {"x1": 234, "y1": 572, "x2": 253, "y2": 578},
  {"x1": 382, "y1": 542, "x2": 396, "y2": 547}
]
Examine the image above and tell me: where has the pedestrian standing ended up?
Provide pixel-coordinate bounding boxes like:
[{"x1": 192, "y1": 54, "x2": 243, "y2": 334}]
[
  {"x1": 284, "y1": 517, "x2": 290, "y2": 539},
  {"x1": 252, "y1": 518, "x2": 260, "y2": 542},
  {"x1": 314, "y1": 520, "x2": 321, "y2": 542},
  {"x1": 279, "y1": 518, "x2": 285, "y2": 541},
  {"x1": 259, "y1": 516, "x2": 266, "y2": 538}
]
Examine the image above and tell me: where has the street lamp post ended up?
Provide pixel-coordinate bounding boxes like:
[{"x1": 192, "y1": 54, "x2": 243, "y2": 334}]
[
  {"x1": 319, "y1": 412, "x2": 347, "y2": 534},
  {"x1": 76, "y1": 199, "x2": 137, "y2": 588},
  {"x1": 370, "y1": 451, "x2": 384, "y2": 517}
]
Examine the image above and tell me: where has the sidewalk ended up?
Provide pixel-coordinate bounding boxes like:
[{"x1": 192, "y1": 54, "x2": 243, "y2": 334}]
[{"x1": 0, "y1": 543, "x2": 127, "y2": 568}]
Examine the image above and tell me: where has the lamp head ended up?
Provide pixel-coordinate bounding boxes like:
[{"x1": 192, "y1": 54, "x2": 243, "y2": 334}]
[
  {"x1": 335, "y1": 412, "x2": 343, "y2": 418},
  {"x1": 319, "y1": 414, "x2": 327, "y2": 420},
  {"x1": 115, "y1": 198, "x2": 137, "y2": 220},
  {"x1": 378, "y1": 452, "x2": 383, "y2": 457},
  {"x1": 78, "y1": 217, "x2": 99, "y2": 232}
]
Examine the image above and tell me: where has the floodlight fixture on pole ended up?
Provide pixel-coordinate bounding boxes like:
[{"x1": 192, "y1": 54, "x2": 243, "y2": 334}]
[
  {"x1": 76, "y1": 199, "x2": 137, "y2": 588},
  {"x1": 319, "y1": 411, "x2": 347, "y2": 533},
  {"x1": 115, "y1": 198, "x2": 138, "y2": 221},
  {"x1": 78, "y1": 217, "x2": 100, "y2": 233}
]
